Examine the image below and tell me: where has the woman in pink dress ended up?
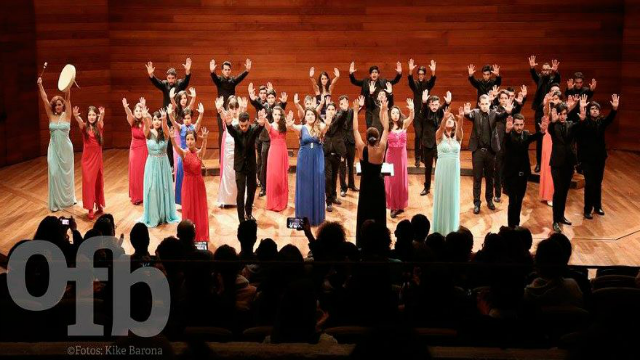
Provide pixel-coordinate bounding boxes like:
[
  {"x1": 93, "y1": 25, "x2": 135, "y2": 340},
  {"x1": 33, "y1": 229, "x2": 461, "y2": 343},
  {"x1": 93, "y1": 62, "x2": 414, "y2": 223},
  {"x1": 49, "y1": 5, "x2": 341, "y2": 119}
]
[
  {"x1": 265, "y1": 106, "x2": 290, "y2": 211},
  {"x1": 385, "y1": 99, "x2": 415, "y2": 218},
  {"x1": 73, "y1": 105, "x2": 106, "y2": 220},
  {"x1": 170, "y1": 126, "x2": 210, "y2": 242},
  {"x1": 539, "y1": 91, "x2": 559, "y2": 207},
  {"x1": 123, "y1": 97, "x2": 148, "y2": 205}
]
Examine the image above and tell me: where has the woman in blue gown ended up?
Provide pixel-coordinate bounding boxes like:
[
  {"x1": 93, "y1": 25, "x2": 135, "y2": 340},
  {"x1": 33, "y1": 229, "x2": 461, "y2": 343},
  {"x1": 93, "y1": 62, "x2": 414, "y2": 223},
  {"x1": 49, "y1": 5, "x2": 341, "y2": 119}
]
[
  {"x1": 168, "y1": 101, "x2": 203, "y2": 205},
  {"x1": 139, "y1": 106, "x2": 179, "y2": 227},
  {"x1": 432, "y1": 110, "x2": 463, "y2": 235},
  {"x1": 38, "y1": 77, "x2": 76, "y2": 212},
  {"x1": 287, "y1": 104, "x2": 333, "y2": 226}
]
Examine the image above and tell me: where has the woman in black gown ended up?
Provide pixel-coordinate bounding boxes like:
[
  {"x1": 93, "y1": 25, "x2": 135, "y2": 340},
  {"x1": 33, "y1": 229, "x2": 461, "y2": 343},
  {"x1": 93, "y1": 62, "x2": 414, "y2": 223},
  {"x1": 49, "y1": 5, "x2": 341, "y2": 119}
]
[{"x1": 352, "y1": 93, "x2": 390, "y2": 246}]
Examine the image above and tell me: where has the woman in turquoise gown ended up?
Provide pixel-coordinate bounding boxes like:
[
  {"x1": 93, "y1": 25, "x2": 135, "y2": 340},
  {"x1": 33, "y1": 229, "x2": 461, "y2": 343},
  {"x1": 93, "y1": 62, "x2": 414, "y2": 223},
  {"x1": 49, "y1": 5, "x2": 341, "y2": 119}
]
[
  {"x1": 432, "y1": 110, "x2": 463, "y2": 235},
  {"x1": 38, "y1": 77, "x2": 76, "y2": 212},
  {"x1": 139, "y1": 106, "x2": 179, "y2": 227}
]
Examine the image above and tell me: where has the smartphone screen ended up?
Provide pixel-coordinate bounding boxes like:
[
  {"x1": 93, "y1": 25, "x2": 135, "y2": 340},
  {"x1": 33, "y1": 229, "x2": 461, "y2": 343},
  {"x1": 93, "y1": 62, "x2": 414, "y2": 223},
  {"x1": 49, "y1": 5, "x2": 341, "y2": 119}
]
[
  {"x1": 195, "y1": 242, "x2": 208, "y2": 251},
  {"x1": 61, "y1": 218, "x2": 69, "y2": 226},
  {"x1": 286, "y1": 217, "x2": 304, "y2": 230}
]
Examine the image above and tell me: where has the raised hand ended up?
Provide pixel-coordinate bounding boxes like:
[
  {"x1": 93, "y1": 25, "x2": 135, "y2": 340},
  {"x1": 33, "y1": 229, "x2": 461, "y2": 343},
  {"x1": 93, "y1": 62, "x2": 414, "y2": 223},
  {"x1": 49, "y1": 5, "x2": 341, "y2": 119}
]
[
  {"x1": 444, "y1": 91, "x2": 452, "y2": 104},
  {"x1": 37, "y1": 77, "x2": 43, "y2": 85},
  {"x1": 396, "y1": 61, "x2": 402, "y2": 73},
  {"x1": 349, "y1": 61, "x2": 355, "y2": 74},
  {"x1": 201, "y1": 127, "x2": 209, "y2": 139},
  {"x1": 380, "y1": 96, "x2": 388, "y2": 111},
  {"x1": 73, "y1": 106, "x2": 80, "y2": 117},
  {"x1": 422, "y1": 89, "x2": 429, "y2": 103},
  {"x1": 516, "y1": 91, "x2": 524, "y2": 104},
  {"x1": 406, "y1": 98, "x2": 414, "y2": 112},
  {"x1": 468, "y1": 64, "x2": 476, "y2": 76},
  {"x1": 566, "y1": 95, "x2": 576, "y2": 109},
  {"x1": 293, "y1": 93, "x2": 300, "y2": 104},
  {"x1": 610, "y1": 94, "x2": 620, "y2": 110},
  {"x1": 285, "y1": 111, "x2": 295, "y2": 126},
  {"x1": 267, "y1": 82, "x2": 274, "y2": 91},
  {"x1": 385, "y1": 82, "x2": 393, "y2": 93},
  {"x1": 309, "y1": 67, "x2": 315, "y2": 78},
  {"x1": 506, "y1": 116, "x2": 514, "y2": 132},
  {"x1": 166, "y1": 103, "x2": 174, "y2": 114},
  {"x1": 590, "y1": 78, "x2": 597, "y2": 91},
  {"x1": 169, "y1": 87, "x2": 176, "y2": 100},
  {"x1": 238, "y1": 97, "x2": 248, "y2": 111},
  {"x1": 505, "y1": 99, "x2": 514, "y2": 114},
  {"x1": 369, "y1": 82, "x2": 376, "y2": 95},
  {"x1": 352, "y1": 99, "x2": 360, "y2": 111},
  {"x1": 540, "y1": 119, "x2": 549, "y2": 133},
  {"x1": 528, "y1": 55, "x2": 537, "y2": 68},
  {"x1": 551, "y1": 59, "x2": 560, "y2": 72},
  {"x1": 122, "y1": 98, "x2": 129, "y2": 108},
  {"x1": 245, "y1": 58, "x2": 252, "y2": 71},
  {"x1": 521, "y1": 85, "x2": 528, "y2": 98},
  {"x1": 139, "y1": 97, "x2": 146, "y2": 107},
  {"x1": 580, "y1": 94, "x2": 588, "y2": 109},
  {"x1": 551, "y1": 107, "x2": 559, "y2": 122},
  {"x1": 248, "y1": 82, "x2": 256, "y2": 99},
  {"x1": 408, "y1": 58, "x2": 416, "y2": 72},
  {"x1": 99, "y1": 106, "x2": 105, "y2": 117},
  {"x1": 159, "y1": 108, "x2": 167, "y2": 120},
  {"x1": 197, "y1": 103, "x2": 204, "y2": 113},
  {"x1": 543, "y1": 92, "x2": 552, "y2": 106},
  {"x1": 358, "y1": 95, "x2": 365, "y2": 107},
  {"x1": 279, "y1": 92, "x2": 288, "y2": 103},
  {"x1": 209, "y1": 59, "x2": 217, "y2": 73},
  {"x1": 183, "y1": 57, "x2": 192, "y2": 73},
  {"x1": 215, "y1": 96, "x2": 224, "y2": 111},
  {"x1": 189, "y1": 87, "x2": 196, "y2": 98},
  {"x1": 567, "y1": 78, "x2": 574, "y2": 90},
  {"x1": 333, "y1": 67, "x2": 340, "y2": 78},
  {"x1": 429, "y1": 60, "x2": 436, "y2": 74},
  {"x1": 463, "y1": 102, "x2": 471, "y2": 114},
  {"x1": 578, "y1": 106, "x2": 586, "y2": 121},
  {"x1": 145, "y1": 61, "x2": 155, "y2": 76},
  {"x1": 491, "y1": 85, "x2": 500, "y2": 97},
  {"x1": 492, "y1": 64, "x2": 500, "y2": 76}
]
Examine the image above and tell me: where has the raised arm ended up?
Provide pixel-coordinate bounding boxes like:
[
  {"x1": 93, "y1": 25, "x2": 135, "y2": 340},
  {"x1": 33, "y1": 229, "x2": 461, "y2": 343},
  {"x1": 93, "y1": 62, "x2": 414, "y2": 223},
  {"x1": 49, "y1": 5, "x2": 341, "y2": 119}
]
[
  {"x1": 455, "y1": 112, "x2": 464, "y2": 142},
  {"x1": 142, "y1": 106, "x2": 151, "y2": 138},
  {"x1": 72, "y1": 106, "x2": 85, "y2": 130},
  {"x1": 160, "y1": 109, "x2": 170, "y2": 138},
  {"x1": 436, "y1": 107, "x2": 450, "y2": 142},
  {"x1": 378, "y1": 99, "x2": 390, "y2": 147},
  {"x1": 463, "y1": 103, "x2": 474, "y2": 121},
  {"x1": 187, "y1": 87, "x2": 197, "y2": 110},
  {"x1": 319, "y1": 108, "x2": 334, "y2": 137},
  {"x1": 167, "y1": 103, "x2": 179, "y2": 129},
  {"x1": 603, "y1": 94, "x2": 619, "y2": 127},
  {"x1": 234, "y1": 59, "x2": 251, "y2": 84},
  {"x1": 194, "y1": 103, "x2": 204, "y2": 132},
  {"x1": 97, "y1": 106, "x2": 105, "y2": 129},
  {"x1": 309, "y1": 67, "x2": 320, "y2": 95},
  {"x1": 63, "y1": 87, "x2": 72, "y2": 121},
  {"x1": 170, "y1": 126, "x2": 186, "y2": 159},
  {"x1": 389, "y1": 61, "x2": 402, "y2": 85},
  {"x1": 468, "y1": 64, "x2": 480, "y2": 89},
  {"x1": 528, "y1": 56, "x2": 540, "y2": 83},
  {"x1": 293, "y1": 93, "x2": 305, "y2": 119},
  {"x1": 198, "y1": 127, "x2": 209, "y2": 159},
  {"x1": 402, "y1": 99, "x2": 415, "y2": 130},
  {"x1": 349, "y1": 62, "x2": 364, "y2": 87},
  {"x1": 329, "y1": 68, "x2": 340, "y2": 94},
  {"x1": 209, "y1": 59, "x2": 221, "y2": 86},
  {"x1": 37, "y1": 77, "x2": 54, "y2": 118},
  {"x1": 122, "y1": 98, "x2": 135, "y2": 126},
  {"x1": 285, "y1": 110, "x2": 302, "y2": 134},
  {"x1": 351, "y1": 99, "x2": 365, "y2": 152}
]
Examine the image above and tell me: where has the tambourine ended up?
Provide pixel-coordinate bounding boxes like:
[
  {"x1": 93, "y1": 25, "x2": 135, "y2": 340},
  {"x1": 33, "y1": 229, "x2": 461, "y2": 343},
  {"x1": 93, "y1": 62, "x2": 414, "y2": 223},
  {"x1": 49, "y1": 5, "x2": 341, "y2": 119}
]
[{"x1": 57, "y1": 64, "x2": 77, "y2": 92}]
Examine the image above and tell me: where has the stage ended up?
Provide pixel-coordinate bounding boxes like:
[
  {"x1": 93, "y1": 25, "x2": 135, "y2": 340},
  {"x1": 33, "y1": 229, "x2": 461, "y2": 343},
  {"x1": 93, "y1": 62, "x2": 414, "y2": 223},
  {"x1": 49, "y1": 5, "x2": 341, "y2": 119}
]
[{"x1": 1, "y1": 149, "x2": 639, "y2": 266}]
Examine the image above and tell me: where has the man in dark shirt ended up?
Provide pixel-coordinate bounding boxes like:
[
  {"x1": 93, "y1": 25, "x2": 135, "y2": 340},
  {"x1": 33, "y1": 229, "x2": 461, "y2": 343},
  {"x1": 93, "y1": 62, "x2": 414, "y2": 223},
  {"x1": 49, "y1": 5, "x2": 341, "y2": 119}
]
[
  {"x1": 468, "y1": 64, "x2": 501, "y2": 102},
  {"x1": 565, "y1": 72, "x2": 596, "y2": 99},
  {"x1": 419, "y1": 91, "x2": 451, "y2": 196},
  {"x1": 339, "y1": 95, "x2": 363, "y2": 197},
  {"x1": 529, "y1": 55, "x2": 561, "y2": 172},
  {"x1": 575, "y1": 94, "x2": 619, "y2": 219},
  {"x1": 408, "y1": 59, "x2": 437, "y2": 167},
  {"x1": 146, "y1": 58, "x2": 192, "y2": 168},
  {"x1": 323, "y1": 102, "x2": 349, "y2": 212},
  {"x1": 503, "y1": 114, "x2": 546, "y2": 227},
  {"x1": 349, "y1": 61, "x2": 401, "y2": 131},
  {"x1": 224, "y1": 110, "x2": 265, "y2": 222},
  {"x1": 548, "y1": 103, "x2": 580, "y2": 233},
  {"x1": 464, "y1": 95, "x2": 511, "y2": 214},
  {"x1": 210, "y1": 58, "x2": 251, "y2": 149}
]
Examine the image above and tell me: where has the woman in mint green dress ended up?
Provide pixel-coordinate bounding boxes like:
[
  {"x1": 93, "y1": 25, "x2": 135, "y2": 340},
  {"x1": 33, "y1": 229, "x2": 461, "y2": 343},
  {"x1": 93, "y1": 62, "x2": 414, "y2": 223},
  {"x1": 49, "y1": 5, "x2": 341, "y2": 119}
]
[
  {"x1": 432, "y1": 110, "x2": 463, "y2": 235},
  {"x1": 139, "y1": 105, "x2": 179, "y2": 227},
  {"x1": 38, "y1": 77, "x2": 76, "y2": 212}
]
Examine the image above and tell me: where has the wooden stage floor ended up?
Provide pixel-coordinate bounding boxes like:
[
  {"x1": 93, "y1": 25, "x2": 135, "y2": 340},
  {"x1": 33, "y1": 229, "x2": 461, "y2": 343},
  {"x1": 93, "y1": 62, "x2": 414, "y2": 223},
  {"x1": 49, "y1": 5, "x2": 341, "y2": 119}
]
[{"x1": 1, "y1": 149, "x2": 639, "y2": 266}]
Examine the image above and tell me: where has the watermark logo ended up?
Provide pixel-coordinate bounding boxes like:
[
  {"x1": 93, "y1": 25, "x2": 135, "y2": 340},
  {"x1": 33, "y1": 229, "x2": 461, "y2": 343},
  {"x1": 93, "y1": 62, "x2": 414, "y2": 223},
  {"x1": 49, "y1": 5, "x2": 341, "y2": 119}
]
[{"x1": 7, "y1": 237, "x2": 170, "y2": 337}]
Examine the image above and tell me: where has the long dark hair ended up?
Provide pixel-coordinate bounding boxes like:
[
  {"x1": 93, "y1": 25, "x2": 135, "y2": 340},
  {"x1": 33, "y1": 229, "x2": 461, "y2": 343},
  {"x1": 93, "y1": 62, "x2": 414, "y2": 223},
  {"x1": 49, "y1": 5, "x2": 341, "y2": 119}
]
[
  {"x1": 174, "y1": 90, "x2": 188, "y2": 124},
  {"x1": 149, "y1": 110, "x2": 165, "y2": 143},
  {"x1": 85, "y1": 106, "x2": 103, "y2": 146},
  {"x1": 389, "y1": 106, "x2": 405, "y2": 131},
  {"x1": 317, "y1": 71, "x2": 331, "y2": 94},
  {"x1": 272, "y1": 106, "x2": 287, "y2": 133}
]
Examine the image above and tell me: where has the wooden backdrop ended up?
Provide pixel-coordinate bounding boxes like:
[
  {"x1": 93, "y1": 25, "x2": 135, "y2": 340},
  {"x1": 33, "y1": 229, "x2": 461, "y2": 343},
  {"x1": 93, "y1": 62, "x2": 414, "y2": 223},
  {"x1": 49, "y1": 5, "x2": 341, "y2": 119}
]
[{"x1": 3, "y1": 0, "x2": 638, "y2": 167}]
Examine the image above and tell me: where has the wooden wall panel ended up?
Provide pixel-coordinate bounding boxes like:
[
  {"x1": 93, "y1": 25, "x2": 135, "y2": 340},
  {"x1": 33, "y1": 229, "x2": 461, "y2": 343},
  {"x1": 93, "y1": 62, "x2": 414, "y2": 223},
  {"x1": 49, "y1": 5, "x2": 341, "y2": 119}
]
[
  {"x1": 0, "y1": 2, "x2": 39, "y2": 166},
  {"x1": 617, "y1": 0, "x2": 640, "y2": 150}
]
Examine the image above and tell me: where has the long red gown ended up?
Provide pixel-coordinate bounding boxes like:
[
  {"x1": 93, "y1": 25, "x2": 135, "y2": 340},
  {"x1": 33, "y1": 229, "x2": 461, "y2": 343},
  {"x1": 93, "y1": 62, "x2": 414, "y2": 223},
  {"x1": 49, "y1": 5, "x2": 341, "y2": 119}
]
[
  {"x1": 129, "y1": 124, "x2": 148, "y2": 204},
  {"x1": 81, "y1": 128, "x2": 105, "y2": 211},
  {"x1": 385, "y1": 130, "x2": 409, "y2": 210},
  {"x1": 266, "y1": 126, "x2": 289, "y2": 212},
  {"x1": 181, "y1": 149, "x2": 209, "y2": 241}
]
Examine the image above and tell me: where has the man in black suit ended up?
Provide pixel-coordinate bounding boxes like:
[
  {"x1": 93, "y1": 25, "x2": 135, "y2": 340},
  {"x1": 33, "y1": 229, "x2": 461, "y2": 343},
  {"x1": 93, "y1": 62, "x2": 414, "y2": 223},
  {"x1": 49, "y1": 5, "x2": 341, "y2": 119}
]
[
  {"x1": 463, "y1": 94, "x2": 512, "y2": 214},
  {"x1": 211, "y1": 58, "x2": 251, "y2": 149},
  {"x1": 323, "y1": 102, "x2": 349, "y2": 212},
  {"x1": 503, "y1": 114, "x2": 546, "y2": 227},
  {"x1": 408, "y1": 59, "x2": 437, "y2": 167},
  {"x1": 548, "y1": 102, "x2": 580, "y2": 233},
  {"x1": 575, "y1": 94, "x2": 619, "y2": 219},
  {"x1": 528, "y1": 56, "x2": 561, "y2": 172},
  {"x1": 146, "y1": 58, "x2": 192, "y2": 168},
  {"x1": 349, "y1": 61, "x2": 401, "y2": 133},
  {"x1": 224, "y1": 110, "x2": 265, "y2": 222},
  {"x1": 339, "y1": 95, "x2": 363, "y2": 197},
  {"x1": 468, "y1": 63, "x2": 501, "y2": 101},
  {"x1": 419, "y1": 90, "x2": 451, "y2": 196}
]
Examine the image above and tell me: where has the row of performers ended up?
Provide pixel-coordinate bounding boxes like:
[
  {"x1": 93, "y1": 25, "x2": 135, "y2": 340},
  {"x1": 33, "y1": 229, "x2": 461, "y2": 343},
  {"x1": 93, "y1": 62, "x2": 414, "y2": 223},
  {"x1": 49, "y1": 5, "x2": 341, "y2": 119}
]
[{"x1": 39, "y1": 57, "x2": 618, "y2": 242}]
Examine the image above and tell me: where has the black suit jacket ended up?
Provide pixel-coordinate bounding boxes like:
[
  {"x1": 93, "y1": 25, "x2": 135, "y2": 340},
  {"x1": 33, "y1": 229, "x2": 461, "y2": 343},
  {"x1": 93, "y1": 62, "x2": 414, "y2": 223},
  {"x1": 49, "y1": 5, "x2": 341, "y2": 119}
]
[
  {"x1": 350, "y1": 72, "x2": 401, "y2": 130},
  {"x1": 503, "y1": 130, "x2": 544, "y2": 179},
  {"x1": 211, "y1": 71, "x2": 248, "y2": 106},
  {"x1": 150, "y1": 74, "x2": 191, "y2": 108},
  {"x1": 420, "y1": 101, "x2": 449, "y2": 149},
  {"x1": 548, "y1": 120, "x2": 577, "y2": 168},
  {"x1": 323, "y1": 110, "x2": 350, "y2": 156},
  {"x1": 574, "y1": 110, "x2": 616, "y2": 162},
  {"x1": 464, "y1": 109, "x2": 508, "y2": 152},
  {"x1": 226, "y1": 122, "x2": 264, "y2": 173},
  {"x1": 408, "y1": 74, "x2": 436, "y2": 120},
  {"x1": 530, "y1": 68, "x2": 561, "y2": 110}
]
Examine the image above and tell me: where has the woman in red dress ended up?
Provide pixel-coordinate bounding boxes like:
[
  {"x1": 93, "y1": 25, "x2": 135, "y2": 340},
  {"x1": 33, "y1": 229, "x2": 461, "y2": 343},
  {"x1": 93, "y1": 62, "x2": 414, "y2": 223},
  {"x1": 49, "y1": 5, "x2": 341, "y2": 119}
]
[
  {"x1": 264, "y1": 106, "x2": 290, "y2": 212},
  {"x1": 73, "y1": 105, "x2": 105, "y2": 220},
  {"x1": 170, "y1": 126, "x2": 210, "y2": 242},
  {"x1": 123, "y1": 97, "x2": 148, "y2": 205},
  {"x1": 385, "y1": 99, "x2": 415, "y2": 218}
]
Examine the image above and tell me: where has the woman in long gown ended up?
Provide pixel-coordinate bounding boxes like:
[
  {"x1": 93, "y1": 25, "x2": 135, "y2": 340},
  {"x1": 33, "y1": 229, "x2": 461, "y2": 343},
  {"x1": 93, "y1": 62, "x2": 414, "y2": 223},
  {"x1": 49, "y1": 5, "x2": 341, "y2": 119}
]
[
  {"x1": 265, "y1": 106, "x2": 289, "y2": 211},
  {"x1": 123, "y1": 97, "x2": 148, "y2": 205},
  {"x1": 139, "y1": 107, "x2": 179, "y2": 227},
  {"x1": 432, "y1": 110, "x2": 463, "y2": 235},
  {"x1": 385, "y1": 100, "x2": 415, "y2": 218},
  {"x1": 539, "y1": 92, "x2": 557, "y2": 206},
  {"x1": 73, "y1": 105, "x2": 105, "y2": 219},
  {"x1": 170, "y1": 125, "x2": 210, "y2": 242},
  {"x1": 216, "y1": 96, "x2": 241, "y2": 207},
  {"x1": 168, "y1": 100, "x2": 203, "y2": 206},
  {"x1": 288, "y1": 105, "x2": 332, "y2": 226},
  {"x1": 353, "y1": 93, "x2": 389, "y2": 246},
  {"x1": 38, "y1": 77, "x2": 76, "y2": 212},
  {"x1": 169, "y1": 87, "x2": 197, "y2": 178}
]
